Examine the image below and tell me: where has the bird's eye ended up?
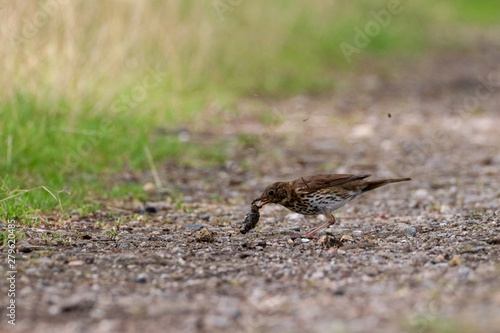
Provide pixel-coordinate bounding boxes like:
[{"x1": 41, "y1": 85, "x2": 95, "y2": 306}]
[{"x1": 268, "y1": 189, "x2": 275, "y2": 196}]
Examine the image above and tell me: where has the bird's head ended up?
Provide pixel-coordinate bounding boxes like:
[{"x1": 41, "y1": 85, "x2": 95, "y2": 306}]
[{"x1": 255, "y1": 182, "x2": 289, "y2": 207}]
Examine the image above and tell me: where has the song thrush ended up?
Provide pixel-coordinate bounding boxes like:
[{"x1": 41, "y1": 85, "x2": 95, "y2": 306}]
[{"x1": 255, "y1": 174, "x2": 411, "y2": 238}]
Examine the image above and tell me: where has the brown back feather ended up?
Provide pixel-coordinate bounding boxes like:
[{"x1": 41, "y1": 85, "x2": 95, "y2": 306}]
[
  {"x1": 291, "y1": 174, "x2": 371, "y2": 192},
  {"x1": 362, "y1": 177, "x2": 411, "y2": 192}
]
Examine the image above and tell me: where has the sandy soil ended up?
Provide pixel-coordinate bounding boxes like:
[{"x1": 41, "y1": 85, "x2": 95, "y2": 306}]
[{"x1": 1, "y1": 46, "x2": 500, "y2": 333}]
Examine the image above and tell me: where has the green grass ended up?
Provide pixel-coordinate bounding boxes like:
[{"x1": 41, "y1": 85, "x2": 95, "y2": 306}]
[
  {"x1": 0, "y1": 91, "x2": 227, "y2": 218},
  {"x1": 1, "y1": 1, "x2": 499, "y2": 220},
  {"x1": 405, "y1": 315, "x2": 482, "y2": 333},
  {"x1": 455, "y1": 0, "x2": 500, "y2": 24}
]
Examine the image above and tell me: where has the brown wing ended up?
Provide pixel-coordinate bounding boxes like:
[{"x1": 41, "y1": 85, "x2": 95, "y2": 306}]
[{"x1": 291, "y1": 174, "x2": 371, "y2": 193}]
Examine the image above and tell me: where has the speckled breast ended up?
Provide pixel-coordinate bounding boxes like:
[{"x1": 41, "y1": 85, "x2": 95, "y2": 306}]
[{"x1": 282, "y1": 190, "x2": 355, "y2": 215}]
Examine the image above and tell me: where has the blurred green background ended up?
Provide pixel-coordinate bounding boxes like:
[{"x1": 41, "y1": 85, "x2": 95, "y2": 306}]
[{"x1": 1, "y1": 0, "x2": 499, "y2": 218}]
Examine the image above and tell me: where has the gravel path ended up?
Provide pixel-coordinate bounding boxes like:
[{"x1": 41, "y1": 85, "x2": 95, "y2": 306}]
[{"x1": 2, "y1": 46, "x2": 500, "y2": 333}]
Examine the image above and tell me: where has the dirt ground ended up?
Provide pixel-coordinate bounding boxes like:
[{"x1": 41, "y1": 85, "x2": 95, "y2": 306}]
[{"x1": 2, "y1": 45, "x2": 500, "y2": 333}]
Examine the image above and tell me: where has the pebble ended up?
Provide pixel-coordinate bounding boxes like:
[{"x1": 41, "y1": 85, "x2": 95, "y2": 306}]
[
  {"x1": 286, "y1": 213, "x2": 304, "y2": 221},
  {"x1": 386, "y1": 236, "x2": 398, "y2": 242},
  {"x1": 448, "y1": 254, "x2": 461, "y2": 267},
  {"x1": 134, "y1": 273, "x2": 148, "y2": 283},
  {"x1": 311, "y1": 269, "x2": 325, "y2": 279},
  {"x1": 414, "y1": 189, "x2": 429, "y2": 199},
  {"x1": 17, "y1": 241, "x2": 35, "y2": 253},
  {"x1": 351, "y1": 123, "x2": 373, "y2": 138},
  {"x1": 144, "y1": 206, "x2": 159, "y2": 213},
  {"x1": 458, "y1": 266, "x2": 471, "y2": 280},
  {"x1": 50, "y1": 293, "x2": 96, "y2": 314},
  {"x1": 68, "y1": 260, "x2": 85, "y2": 266},
  {"x1": 440, "y1": 204, "x2": 451, "y2": 213},
  {"x1": 194, "y1": 228, "x2": 215, "y2": 242},
  {"x1": 199, "y1": 214, "x2": 210, "y2": 221},
  {"x1": 318, "y1": 235, "x2": 336, "y2": 249},
  {"x1": 405, "y1": 227, "x2": 417, "y2": 238},
  {"x1": 265, "y1": 217, "x2": 277, "y2": 224},
  {"x1": 143, "y1": 182, "x2": 156, "y2": 193},
  {"x1": 434, "y1": 254, "x2": 445, "y2": 263},
  {"x1": 340, "y1": 234, "x2": 354, "y2": 242},
  {"x1": 333, "y1": 289, "x2": 345, "y2": 296},
  {"x1": 207, "y1": 315, "x2": 229, "y2": 328},
  {"x1": 301, "y1": 238, "x2": 310, "y2": 243},
  {"x1": 186, "y1": 224, "x2": 205, "y2": 231}
]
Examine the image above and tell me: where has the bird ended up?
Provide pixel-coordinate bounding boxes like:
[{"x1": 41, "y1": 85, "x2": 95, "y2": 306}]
[{"x1": 255, "y1": 174, "x2": 411, "y2": 238}]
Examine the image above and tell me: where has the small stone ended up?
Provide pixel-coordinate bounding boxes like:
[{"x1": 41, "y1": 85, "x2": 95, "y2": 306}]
[
  {"x1": 68, "y1": 260, "x2": 85, "y2": 266},
  {"x1": 458, "y1": 266, "x2": 471, "y2": 280},
  {"x1": 143, "y1": 182, "x2": 156, "y2": 193},
  {"x1": 286, "y1": 213, "x2": 304, "y2": 221},
  {"x1": 405, "y1": 227, "x2": 417, "y2": 238},
  {"x1": 18, "y1": 241, "x2": 36, "y2": 253},
  {"x1": 311, "y1": 269, "x2": 325, "y2": 279},
  {"x1": 440, "y1": 204, "x2": 451, "y2": 213},
  {"x1": 134, "y1": 273, "x2": 148, "y2": 283},
  {"x1": 144, "y1": 206, "x2": 159, "y2": 213},
  {"x1": 265, "y1": 217, "x2": 277, "y2": 224},
  {"x1": 461, "y1": 245, "x2": 486, "y2": 253},
  {"x1": 194, "y1": 228, "x2": 215, "y2": 242},
  {"x1": 448, "y1": 254, "x2": 462, "y2": 267},
  {"x1": 414, "y1": 189, "x2": 428, "y2": 199},
  {"x1": 186, "y1": 224, "x2": 205, "y2": 232},
  {"x1": 340, "y1": 234, "x2": 354, "y2": 242},
  {"x1": 434, "y1": 255, "x2": 445, "y2": 263},
  {"x1": 386, "y1": 236, "x2": 398, "y2": 242},
  {"x1": 486, "y1": 238, "x2": 500, "y2": 245},
  {"x1": 48, "y1": 305, "x2": 60, "y2": 315},
  {"x1": 207, "y1": 315, "x2": 229, "y2": 328},
  {"x1": 351, "y1": 123, "x2": 373, "y2": 138},
  {"x1": 301, "y1": 238, "x2": 310, "y2": 243},
  {"x1": 333, "y1": 289, "x2": 345, "y2": 296},
  {"x1": 200, "y1": 214, "x2": 210, "y2": 221},
  {"x1": 239, "y1": 252, "x2": 252, "y2": 259},
  {"x1": 255, "y1": 240, "x2": 267, "y2": 248},
  {"x1": 55, "y1": 293, "x2": 96, "y2": 313},
  {"x1": 318, "y1": 235, "x2": 336, "y2": 249}
]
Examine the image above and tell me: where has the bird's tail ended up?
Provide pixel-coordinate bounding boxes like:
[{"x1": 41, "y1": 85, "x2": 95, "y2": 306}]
[{"x1": 362, "y1": 177, "x2": 411, "y2": 192}]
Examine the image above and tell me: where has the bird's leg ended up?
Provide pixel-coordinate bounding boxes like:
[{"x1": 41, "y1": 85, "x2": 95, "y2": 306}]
[{"x1": 302, "y1": 212, "x2": 336, "y2": 238}]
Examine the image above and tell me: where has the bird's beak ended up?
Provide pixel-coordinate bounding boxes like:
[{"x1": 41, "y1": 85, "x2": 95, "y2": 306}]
[{"x1": 255, "y1": 198, "x2": 269, "y2": 208}]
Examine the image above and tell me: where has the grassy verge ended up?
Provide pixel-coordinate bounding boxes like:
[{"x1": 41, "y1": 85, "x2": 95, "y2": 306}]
[{"x1": 1, "y1": 0, "x2": 499, "y2": 220}]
